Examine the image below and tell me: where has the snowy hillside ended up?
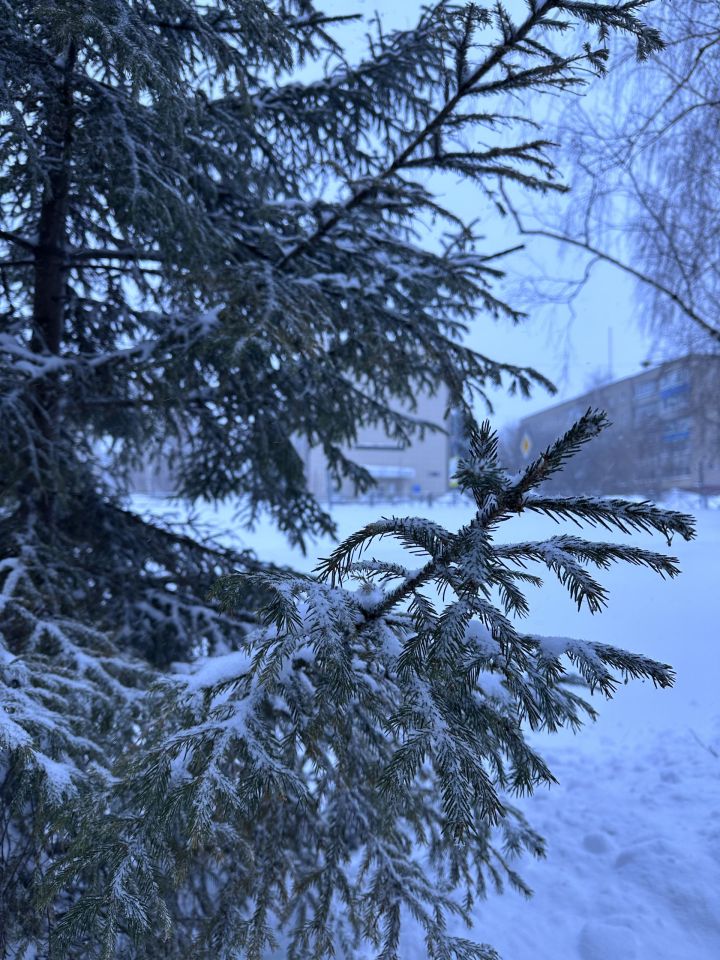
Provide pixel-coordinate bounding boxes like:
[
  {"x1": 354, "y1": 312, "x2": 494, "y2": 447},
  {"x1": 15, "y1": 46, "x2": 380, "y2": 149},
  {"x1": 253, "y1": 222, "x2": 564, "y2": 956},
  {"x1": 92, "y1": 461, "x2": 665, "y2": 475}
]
[{"x1": 133, "y1": 495, "x2": 720, "y2": 960}]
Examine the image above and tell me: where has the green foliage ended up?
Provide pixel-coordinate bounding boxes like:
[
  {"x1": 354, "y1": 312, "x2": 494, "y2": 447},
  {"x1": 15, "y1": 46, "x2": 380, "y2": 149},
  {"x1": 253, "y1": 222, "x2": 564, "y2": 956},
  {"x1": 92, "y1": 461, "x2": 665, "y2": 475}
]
[
  {"x1": 44, "y1": 414, "x2": 693, "y2": 959},
  {"x1": 0, "y1": 1, "x2": 683, "y2": 957}
]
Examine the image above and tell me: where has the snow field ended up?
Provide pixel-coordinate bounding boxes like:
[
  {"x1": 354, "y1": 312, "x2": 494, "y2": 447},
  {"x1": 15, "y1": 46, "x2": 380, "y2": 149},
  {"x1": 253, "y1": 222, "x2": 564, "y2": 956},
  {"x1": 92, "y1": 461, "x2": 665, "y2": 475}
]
[{"x1": 450, "y1": 722, "x2": 720, "y2": 960}]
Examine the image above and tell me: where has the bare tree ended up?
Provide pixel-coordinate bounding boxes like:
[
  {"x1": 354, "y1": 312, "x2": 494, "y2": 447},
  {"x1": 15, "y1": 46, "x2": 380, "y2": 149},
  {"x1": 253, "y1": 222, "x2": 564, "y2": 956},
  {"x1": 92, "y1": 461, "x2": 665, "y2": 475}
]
[{"x1": 503, "y1": 0, "x2": 720, "y2": 352}]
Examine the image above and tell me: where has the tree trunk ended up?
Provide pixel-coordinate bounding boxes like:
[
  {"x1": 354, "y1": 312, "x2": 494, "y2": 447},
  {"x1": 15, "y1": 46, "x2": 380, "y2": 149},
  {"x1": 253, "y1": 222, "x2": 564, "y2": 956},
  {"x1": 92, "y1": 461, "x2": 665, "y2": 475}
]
[{"x1": 28, "y1": 42, "x2": 76, "y2": 526}]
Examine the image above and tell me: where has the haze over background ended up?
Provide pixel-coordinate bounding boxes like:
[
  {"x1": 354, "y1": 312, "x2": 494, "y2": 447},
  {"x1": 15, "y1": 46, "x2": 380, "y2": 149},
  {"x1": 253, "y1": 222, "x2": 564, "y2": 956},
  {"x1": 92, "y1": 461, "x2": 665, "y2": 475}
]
[{"x1": 6, "y1": 3, "x2": 714, "y2": 956}]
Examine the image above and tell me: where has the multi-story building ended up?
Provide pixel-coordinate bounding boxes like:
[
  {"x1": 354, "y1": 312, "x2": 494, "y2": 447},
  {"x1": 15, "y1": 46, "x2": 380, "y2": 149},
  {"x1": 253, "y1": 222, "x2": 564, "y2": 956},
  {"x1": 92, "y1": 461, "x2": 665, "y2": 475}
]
[
  {"x1": 130, "y1": 389, "x2": 455, "y2": 501},
  {"x1": 301, "y1": 389, "x2": 453, "y2": 501},
  {"x1": 513, "y1": 354, "x2": 720, "y2": 496}
]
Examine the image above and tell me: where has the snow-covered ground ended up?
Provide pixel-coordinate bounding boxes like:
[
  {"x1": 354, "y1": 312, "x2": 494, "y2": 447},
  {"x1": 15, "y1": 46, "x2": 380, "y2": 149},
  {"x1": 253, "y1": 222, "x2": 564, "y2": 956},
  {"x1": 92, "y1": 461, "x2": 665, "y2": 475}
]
[{"x1": 135, "y1": 493, "x2": 720, "y2": 959}]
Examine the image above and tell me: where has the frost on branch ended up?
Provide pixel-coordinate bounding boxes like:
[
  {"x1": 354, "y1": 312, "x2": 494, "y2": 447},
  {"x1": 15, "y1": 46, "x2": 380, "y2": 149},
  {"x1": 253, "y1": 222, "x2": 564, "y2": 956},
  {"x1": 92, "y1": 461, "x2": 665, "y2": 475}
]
[
  {"x1": 56, "y1": 411, "x2": 694, "y2": 960},
  {"x1": 0, "y1": 0, "x2": 681, "y2": 955}
]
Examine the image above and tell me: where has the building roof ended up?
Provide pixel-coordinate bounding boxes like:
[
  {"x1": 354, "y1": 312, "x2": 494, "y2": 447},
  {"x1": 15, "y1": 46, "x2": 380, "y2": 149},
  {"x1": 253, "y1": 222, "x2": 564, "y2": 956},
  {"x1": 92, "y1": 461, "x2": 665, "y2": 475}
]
[{"x1": 518, "y1": 353, "x2": 718, "y2": 426}]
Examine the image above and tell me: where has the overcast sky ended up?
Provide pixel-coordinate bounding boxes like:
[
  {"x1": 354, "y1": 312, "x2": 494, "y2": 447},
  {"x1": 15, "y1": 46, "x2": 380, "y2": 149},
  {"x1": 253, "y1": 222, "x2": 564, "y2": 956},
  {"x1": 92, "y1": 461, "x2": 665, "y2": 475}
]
[{"x1": 341, "y1": 0, "x2": 656, "y2": 429}]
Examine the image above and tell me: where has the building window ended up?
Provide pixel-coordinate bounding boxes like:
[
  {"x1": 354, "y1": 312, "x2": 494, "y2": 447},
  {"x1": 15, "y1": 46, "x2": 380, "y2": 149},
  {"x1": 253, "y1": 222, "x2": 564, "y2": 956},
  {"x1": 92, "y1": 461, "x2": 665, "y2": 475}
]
[
  {"x1": 662, "y1": 416, "x2": 692, "y2": 444},
  {"x1": 661, "y1": 390, "x2": 689, "y2": 417},
  {"x1": 634, "y1": 398, "x2": 659, "y2": 424},
  {"x1": 659, "y1": 367, "x2": 690, "y2": 392},
  {"x1": 634, "y1": 379, "x2": 656, "y2": 400}
]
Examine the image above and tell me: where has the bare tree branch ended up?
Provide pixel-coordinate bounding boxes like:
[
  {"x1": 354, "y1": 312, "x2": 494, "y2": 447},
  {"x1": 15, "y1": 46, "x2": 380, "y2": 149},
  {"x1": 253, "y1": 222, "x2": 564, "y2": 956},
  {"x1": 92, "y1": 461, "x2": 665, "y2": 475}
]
[{"x1": 501, "y1": 185, "x2": 720, "y2": 346}]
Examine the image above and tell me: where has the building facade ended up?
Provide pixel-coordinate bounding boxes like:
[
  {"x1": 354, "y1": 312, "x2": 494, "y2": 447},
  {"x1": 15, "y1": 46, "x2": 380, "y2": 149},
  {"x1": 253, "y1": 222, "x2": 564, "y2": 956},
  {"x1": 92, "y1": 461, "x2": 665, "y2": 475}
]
[
  {"x1": 130, "y1": 390, "x2": 454, "y2": 501},
  {"x1": 301, "y1": 389, "x2": 452, "y2": 502},
  {"x1": 514, "y1": 354, "x2": 720, "y2": 496}
]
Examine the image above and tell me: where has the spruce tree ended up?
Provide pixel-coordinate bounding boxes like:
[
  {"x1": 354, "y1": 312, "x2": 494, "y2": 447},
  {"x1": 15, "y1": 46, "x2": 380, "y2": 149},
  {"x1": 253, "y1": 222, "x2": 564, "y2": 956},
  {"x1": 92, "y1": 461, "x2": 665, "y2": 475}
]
[{"x1": 0, "y1": 2, "x2": 689, "y2": 958}]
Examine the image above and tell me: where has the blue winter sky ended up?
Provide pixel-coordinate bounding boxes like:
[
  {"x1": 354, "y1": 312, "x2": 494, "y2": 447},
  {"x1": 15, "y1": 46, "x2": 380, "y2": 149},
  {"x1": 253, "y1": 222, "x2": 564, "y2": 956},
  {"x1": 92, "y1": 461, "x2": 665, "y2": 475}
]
[{"x1": 338, "y1": 0, "x2": 655, "y2": 428}]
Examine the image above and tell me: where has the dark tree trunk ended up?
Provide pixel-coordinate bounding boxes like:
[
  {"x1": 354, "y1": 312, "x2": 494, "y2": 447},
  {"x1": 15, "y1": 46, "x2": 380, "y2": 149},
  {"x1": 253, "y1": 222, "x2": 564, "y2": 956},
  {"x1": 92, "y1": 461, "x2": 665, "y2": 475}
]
[{"x1": 28, "y1": 42, "x2": 76, "y2": 526}]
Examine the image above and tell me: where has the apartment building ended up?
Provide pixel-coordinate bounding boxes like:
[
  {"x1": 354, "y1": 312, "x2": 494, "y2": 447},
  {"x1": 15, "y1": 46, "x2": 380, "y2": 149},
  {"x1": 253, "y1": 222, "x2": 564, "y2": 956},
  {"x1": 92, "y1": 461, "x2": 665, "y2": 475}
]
[{"x1": 514, "y1": 354, "x2": 720, "y2": 496}]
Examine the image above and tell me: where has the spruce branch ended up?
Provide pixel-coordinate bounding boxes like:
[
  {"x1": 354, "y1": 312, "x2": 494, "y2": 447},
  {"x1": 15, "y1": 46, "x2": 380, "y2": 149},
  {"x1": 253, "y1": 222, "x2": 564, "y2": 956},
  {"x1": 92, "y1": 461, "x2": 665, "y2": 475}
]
[
  {"x1": 523, "y1": 495, "x2": 697, "y2": 542},
  {"x1": 0, "y1": 1, "x2": 683, "y2": 956}
]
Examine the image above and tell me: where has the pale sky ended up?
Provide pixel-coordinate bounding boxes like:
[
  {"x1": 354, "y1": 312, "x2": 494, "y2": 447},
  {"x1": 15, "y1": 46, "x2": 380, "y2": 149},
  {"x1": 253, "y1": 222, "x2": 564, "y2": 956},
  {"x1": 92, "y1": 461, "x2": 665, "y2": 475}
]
[{"x1": 339, "y1": 0, "x2": 657, "y2": 429}]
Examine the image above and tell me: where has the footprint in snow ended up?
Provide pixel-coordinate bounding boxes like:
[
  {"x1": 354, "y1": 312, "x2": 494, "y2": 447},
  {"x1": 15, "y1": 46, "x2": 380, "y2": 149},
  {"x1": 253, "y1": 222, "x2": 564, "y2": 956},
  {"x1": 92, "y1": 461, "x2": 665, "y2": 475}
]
[
  {"x1": 582, "y1": 833, "x2": 612, "y2": 855},
  {"x1": 578, "y1": 921, "x2": 638, "y2": 960}
]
